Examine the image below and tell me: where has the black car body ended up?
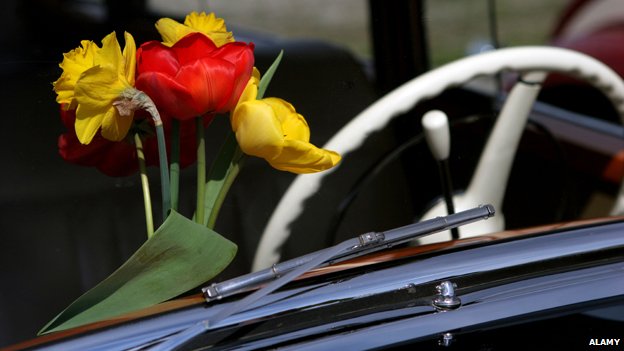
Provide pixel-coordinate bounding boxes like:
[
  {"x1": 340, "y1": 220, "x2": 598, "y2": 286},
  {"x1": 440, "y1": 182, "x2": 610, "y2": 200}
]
[{"x1": 5, "y1": 213, "x2": 623, "y2": 350}]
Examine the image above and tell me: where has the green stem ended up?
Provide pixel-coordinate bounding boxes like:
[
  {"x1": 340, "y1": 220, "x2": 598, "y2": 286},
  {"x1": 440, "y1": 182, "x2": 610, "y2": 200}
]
[
  {"x1": 120, "y1": 89, "x2": 170, "y2": 222},
  {"x1": 134, "y1": 133, "x2": 154, "y2": 238},
  {"x1": 155, "y1": 121, "x2": 171, "y2": 221},
  {"x1": 195, "y1": 116, "x2": 206, "y2": 224},
  {"x1": 170, "y1": 119, "x2": 180, "y2": 212},
  {"x1": 206, "y1": 140, "x2": 245, "y2": 229}
]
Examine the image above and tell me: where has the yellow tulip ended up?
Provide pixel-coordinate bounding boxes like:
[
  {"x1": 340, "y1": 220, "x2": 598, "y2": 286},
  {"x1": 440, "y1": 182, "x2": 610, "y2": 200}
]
[
  {"x1": 238, "y1": 67, "x2": 261, "y2": 103},
  {"x1": 156, "y1": 12, "x2": 234, "y2": 47},
  {"x1": 231, "y1": 97, "x2": 341, "y2": 174},
  {"x1": 53, "y1": 32, "x2": 137, "y2": 144}
]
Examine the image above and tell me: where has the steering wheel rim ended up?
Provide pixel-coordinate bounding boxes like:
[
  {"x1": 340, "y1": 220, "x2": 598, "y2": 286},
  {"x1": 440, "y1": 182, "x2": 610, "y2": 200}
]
[{"x1": 253, "y1": 46, "x2": 624, "y2": 271}]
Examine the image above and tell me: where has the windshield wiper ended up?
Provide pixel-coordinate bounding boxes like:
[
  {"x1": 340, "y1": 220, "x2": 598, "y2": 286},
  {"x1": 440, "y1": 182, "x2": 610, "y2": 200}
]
[
  {"x1": 149, "y1": 204, "x2": 495, "y2": 350},
  {"x1": 203, "y1": 204, "x2": 495, "y2": 303}
]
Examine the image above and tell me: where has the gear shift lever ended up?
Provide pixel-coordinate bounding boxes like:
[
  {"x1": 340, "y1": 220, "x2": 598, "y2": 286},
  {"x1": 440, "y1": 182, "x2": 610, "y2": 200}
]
[{"x1": 422, "y1": 110, "x2": 459, "y2": 239}]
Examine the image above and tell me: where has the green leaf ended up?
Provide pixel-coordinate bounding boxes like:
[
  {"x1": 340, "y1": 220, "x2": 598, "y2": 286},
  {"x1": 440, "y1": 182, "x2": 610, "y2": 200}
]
[
  {"x1": 38, "y1": 210, "x2": 237, "y2": 334},
  {"x1": 257, "y1": 50, "x2": 284, "y2": 100}
]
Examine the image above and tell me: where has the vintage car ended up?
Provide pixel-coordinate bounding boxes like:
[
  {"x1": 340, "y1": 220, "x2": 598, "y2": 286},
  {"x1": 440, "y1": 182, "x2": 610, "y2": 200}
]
[
  {"x1": 2, "y1": 1, "x2": 624, "y2": 350},
  {"x1": 5, "y1": 41, "x2": 624, "y2": 350},
  {"x1": 3, "y1": 206, "x2": 623, "y2": 350}
]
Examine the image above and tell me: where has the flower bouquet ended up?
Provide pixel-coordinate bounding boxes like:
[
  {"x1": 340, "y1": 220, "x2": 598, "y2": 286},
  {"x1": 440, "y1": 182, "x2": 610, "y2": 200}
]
[{"x1": 40, "y1": 12, "x2": 340, "y2": 335}]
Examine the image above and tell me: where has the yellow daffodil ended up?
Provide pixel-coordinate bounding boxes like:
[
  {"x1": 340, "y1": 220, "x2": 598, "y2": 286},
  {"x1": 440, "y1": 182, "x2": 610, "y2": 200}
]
[
  {"x1": 231, "y1": 96, "x2": 341, "y2": 174},
  {"x1": 156, "y1": 12, "x2": 234, "y2": 47},
  {"x1": 53, "y1": 40, "x2": 99, "y2": 109},
  {"x1": 53, "y1": 32, "x2": 137, "y2": 144}
]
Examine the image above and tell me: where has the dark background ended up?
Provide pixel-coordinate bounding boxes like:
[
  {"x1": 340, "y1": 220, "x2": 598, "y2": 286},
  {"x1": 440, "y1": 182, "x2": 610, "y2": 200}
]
[
  {"x1": 0, "y1": 0, "x2": 390, "y2": 345},
  {"x1": 2, "y1": 0, "x2": 622, "y2": 347}
]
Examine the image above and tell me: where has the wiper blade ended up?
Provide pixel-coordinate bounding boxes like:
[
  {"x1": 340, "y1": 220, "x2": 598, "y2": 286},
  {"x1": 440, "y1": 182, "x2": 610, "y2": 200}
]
[
  {"x1": 149, "y1": 205, "x2": 494, "y2": 350},
  {"x1": 203, "y1": 204, "x2": 495, "y2": 302}
]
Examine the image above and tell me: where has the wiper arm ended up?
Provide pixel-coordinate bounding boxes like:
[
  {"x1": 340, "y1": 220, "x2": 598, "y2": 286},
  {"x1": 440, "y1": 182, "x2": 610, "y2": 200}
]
[
  {"x1": 203, "y1": 204, "x2": 495, "y2": 302},
  {"x1": 149, "y1": 205, "x2": 495, "y2": 350}
]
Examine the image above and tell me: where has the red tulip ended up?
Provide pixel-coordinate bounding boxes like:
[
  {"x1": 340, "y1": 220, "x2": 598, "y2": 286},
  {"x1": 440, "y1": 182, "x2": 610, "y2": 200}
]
[
  {"x1": 58, "y1": 107, "x2": 211, "y2": 177},
  {"x1": 58, "y1": 108, "x2": 137, "y2": 177},
  {"x1": 135, "y1": 33, "x2": 254, "y2": 120}
]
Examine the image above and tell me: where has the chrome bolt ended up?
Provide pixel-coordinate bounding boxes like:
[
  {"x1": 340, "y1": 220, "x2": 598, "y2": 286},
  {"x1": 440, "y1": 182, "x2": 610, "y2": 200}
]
[
  {"x1": 439, "y1": 332, "x2": 454, "y2": 347},
  {"x1": 433, "y1": 280, "x2": 461, "y2": 310}
]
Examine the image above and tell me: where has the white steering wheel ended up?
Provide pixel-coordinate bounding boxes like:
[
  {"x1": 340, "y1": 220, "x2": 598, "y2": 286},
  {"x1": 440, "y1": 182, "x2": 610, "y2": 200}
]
[{"x1": 253, "y1": 46, "x2": 624, "y2": 271}]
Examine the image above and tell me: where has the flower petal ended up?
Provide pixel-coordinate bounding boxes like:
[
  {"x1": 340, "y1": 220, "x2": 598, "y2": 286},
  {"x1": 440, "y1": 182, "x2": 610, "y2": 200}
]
[
  {"x1": 122, "y1": 32, "x2": 137, "y2": 85},
  {"x1": 74, "y1": 64, "x2": 130, "y2": 144},
  {"x1": 263, "y1": 98, "x2": 310, "y2": 142},
  {"x1": 75, "y1": 65, "x2": 127, "y2": 109},
  {"x1": 74, "y1": 102, "x2": 106, "y2": 145},
  {"x1": 176, "y1": 57, "x2": 236, "y2": 113},
  {"x1": 173, "y1": 33, "x2": 219, "y2": 66},
  {"x1": 100, "y1": 107, "x2": 133, "y2": 142},
  {"x1": 236, "y1": 71, "x2": 259, "y2": 104},
  {"x1": 270, "y1": 139, "x2": 341, "y2": 173},
  {"x1": 184, "y1": 12, "x2": 227, "y2": 33},
  {"x1": 155, "y1": 17, "x2": 195, "y2": 47},
  {"x1": 94, "y1": 32, "x2": 123, "y2": 72},
  {"x1": 232, "y1": 100, "x2": 284, "y2": 159},
  {"x1": 215, "y1": 42, "x2": 256, "y2": 112},
  {"x1": 135, "y1": 71, "x2": 199, "y2": 118},
  {"x1": 136, "y1": 40, "x2": 180, "y2": 76}
]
